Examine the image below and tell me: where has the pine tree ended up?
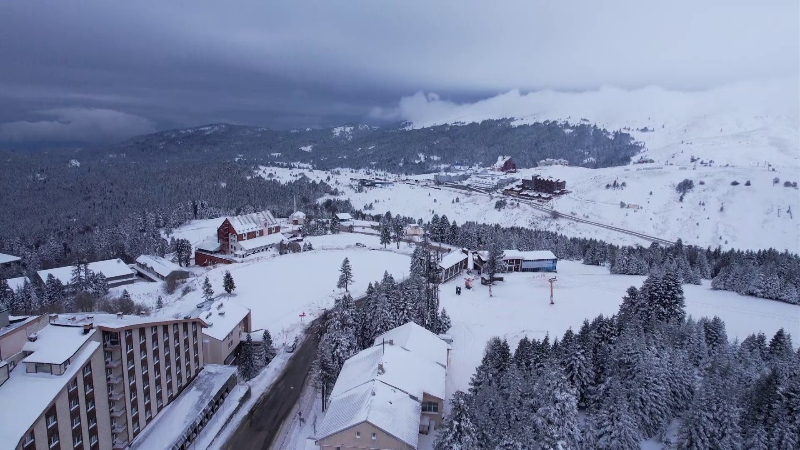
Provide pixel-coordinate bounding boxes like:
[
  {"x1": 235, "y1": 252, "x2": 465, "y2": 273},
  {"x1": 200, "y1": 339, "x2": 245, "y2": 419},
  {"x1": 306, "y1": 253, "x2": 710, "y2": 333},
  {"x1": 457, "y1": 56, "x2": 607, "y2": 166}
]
[
  {"x1": 379, "y1": 221, "x2": 391, "y2": 248},
  {"x1": 0, "y1": 278, "x2": 11, "y2": 310},
  {"x1": 337, "y1": 257, "x2": 353, "y2": 291},
  {"x1": 238, "y1": 334, "x2": 258, "y2": 380},
  {"x1": 223, "y1": 270, "x2": 236, "y2": 294},
  {"x1": 391, "y1": 214, "x2": 405, "y2": 249},
  {"x1": 262, "y1": 329, "x2": 277, "y2": 364},
  {"x1": 434, "y1": 391, "x2": 479, "y2": 450},
  {"x1": 329, "y1": 214, "x2": 340, "y2": 234},
  {"x1": 593, "y1": 385, "x2": 641, "y2": 450},
  {"x1": 437, "y1": 308, "x2": 452, "y2": 334},
  {"x1": 202, "y1": 276, "x2": 214, "y2": 302},
  {"x1": 486, "y1": 238, "x2": 505, "y2": 281},
  {"x1": 316, "y1": 293, "x2": 359, "y2": 402},
  {"x1": 532, "y1": 368, "x2": 581, "y2": 450},
  {"x1": 156, "y1": 296, "x2": 164, "y2": 309}
]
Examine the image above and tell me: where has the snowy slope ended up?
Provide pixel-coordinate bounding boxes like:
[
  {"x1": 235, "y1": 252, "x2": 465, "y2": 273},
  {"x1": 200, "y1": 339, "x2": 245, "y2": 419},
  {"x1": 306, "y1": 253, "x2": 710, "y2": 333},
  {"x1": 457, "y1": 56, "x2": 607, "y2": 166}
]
[
  {"x1": 398, "y1": 80, "x2": 799, "y2": 169},
  {"x1": 254, "y1": 165, "x2": 800, "y2": 253}
]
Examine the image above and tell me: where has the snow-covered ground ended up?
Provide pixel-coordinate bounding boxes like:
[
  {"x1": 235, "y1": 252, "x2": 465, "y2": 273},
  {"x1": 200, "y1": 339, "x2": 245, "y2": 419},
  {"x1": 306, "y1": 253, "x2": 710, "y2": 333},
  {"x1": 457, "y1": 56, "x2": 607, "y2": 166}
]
[
  {"x1": 439, "y1": 261, "x2": 800, "y2": 399},
  {"x1": 254, "y1": 164, "x2": 800, "y2": 253}
]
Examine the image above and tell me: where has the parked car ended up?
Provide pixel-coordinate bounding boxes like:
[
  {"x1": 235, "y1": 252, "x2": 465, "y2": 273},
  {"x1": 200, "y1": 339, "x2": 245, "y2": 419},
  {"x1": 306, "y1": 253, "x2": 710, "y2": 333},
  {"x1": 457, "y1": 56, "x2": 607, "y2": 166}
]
[
  {"x1": 355, "y1": 243, "x2": 366, "y2": 248},
  {"x1": 285, "y1": 337, "x2": 298, "y2": 353}
]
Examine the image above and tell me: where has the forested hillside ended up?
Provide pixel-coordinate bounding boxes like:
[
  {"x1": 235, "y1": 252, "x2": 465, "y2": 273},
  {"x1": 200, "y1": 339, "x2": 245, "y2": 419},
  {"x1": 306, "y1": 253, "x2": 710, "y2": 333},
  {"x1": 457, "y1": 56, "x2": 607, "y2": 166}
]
[
  {"x1": 116, "y1": 120, "x2": 642, "y2": 172},
  {"x1": 0, "y1": 150, "x2": 348, "y2": 271}
]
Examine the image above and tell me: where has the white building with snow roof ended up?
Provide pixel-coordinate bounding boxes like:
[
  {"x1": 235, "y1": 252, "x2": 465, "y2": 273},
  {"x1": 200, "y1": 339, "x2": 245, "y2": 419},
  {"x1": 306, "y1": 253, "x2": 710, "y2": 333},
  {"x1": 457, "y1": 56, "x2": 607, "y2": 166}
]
[
  {"x1": 134, "y1": 255, "x2": 189, "y2": 282},
  {"x1": 36, "y1": 259, "x2": 136, "y2": 288},
  {"x1": 316, "y1": 323, "x2": 449, "y2": 449},
  {"x1": 290, "y1": 211, "x2": 306, "y2": 225},
  {"x1": 438, "y1": 250, "x2": 468, "y2": 283}
]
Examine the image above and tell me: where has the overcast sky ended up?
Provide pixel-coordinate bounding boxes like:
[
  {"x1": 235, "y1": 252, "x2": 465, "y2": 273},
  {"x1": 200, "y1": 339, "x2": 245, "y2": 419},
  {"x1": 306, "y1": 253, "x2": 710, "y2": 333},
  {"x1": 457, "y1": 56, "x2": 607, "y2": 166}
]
[{"x1": 0, "y1": 0, "x2": 797, "y2": 146}]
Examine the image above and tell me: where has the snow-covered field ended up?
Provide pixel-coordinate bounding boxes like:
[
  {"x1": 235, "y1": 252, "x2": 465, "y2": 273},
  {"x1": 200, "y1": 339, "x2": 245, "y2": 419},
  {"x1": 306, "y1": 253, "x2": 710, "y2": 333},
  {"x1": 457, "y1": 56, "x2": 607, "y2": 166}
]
[
  {"x1": 439, "y1": 261, "x2": 800, "y2": 397},
  {"x1": 254, "y1": 164, "x2": 800, "y2": 253}
]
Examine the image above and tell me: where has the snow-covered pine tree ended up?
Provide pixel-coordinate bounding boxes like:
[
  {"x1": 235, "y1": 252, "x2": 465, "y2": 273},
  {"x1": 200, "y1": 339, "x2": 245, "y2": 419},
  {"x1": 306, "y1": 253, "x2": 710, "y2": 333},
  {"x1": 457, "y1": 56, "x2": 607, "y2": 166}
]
[
  {"x1": 391, "y1": 214, "x2": 405, "y2": 249},
  {"x1": 223, "y1": 270, "x2": 236, "y2": 294},
  {"x1": 379, "y1": 221, "x2": 391, "y2": 248},
  {"x1": 316, "y1": 292, "x2": 359, "y2": 402},
  {"x1": 486, "y1": 237, "x2": 505, "y2": 281},
  {"x1": 337, "y1": 257, "x2": 353, "y2": 291},
  {"x1": 329, "y1": 214, "x2": 340, "y2": 234},
  {"x1": 436, "y1": 308, "x2": 452, "y2": 334},
  {"x1": 262, "y1": 329, "x2": 277, "y2": 364},
  {"x1": 156, "y1": 296, "x2": 164, "y2": 309},
  {"x1": 238, "y1": 333, "x2": 258, "y2": 380},
  {"x1": 202, "y1": 276, "x2": 214, "y2": 302},
  {"x1": 433, "y1": 391, "x2": 479, "y2": 450},
  {"x1": 592, "y1": 382, "x2": 641, "y2": 450},
  {"x1": 0, "y1": 278, "x2": 11, "y2": 310},
  {"x1": 532, "y1": 368, "x2": 581, "y2": 450}
]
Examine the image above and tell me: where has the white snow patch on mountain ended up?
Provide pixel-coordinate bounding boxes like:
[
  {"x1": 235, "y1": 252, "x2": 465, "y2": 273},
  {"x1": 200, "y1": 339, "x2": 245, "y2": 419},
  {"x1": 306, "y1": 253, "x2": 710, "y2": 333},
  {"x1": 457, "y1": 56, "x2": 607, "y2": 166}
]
[
  {"x1": 299, "y1": 145, "x2": 313, "y2": 152},
  {"x1": 396, "y1": 80, "x2": 799, "y2": 169}
]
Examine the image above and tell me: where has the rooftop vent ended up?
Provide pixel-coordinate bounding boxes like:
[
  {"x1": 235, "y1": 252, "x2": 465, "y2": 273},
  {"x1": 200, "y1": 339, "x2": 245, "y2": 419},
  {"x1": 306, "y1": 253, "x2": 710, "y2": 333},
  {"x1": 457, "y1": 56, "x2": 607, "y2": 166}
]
[
  {"x1": 218, "y1": 311, "x2": 225, "y2": 316},
  {"x1": 377, "y1": 363, "x2": 385, "y2": 375},
  {"x1": 83, "y1": 324, "x2": 92, "y2": 335},
  {"x1": 116, "y1": 312, "x2": 123, "y2": 319},
  {"x1": 28, "y1": 332, "x2": 38, "y2": 342}
]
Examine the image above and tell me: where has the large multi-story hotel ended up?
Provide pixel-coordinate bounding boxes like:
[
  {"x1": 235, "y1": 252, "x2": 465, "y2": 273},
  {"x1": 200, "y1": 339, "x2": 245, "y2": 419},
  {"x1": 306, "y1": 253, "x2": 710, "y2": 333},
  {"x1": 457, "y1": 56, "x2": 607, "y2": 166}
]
[{"x1": 0, "y1": 309, "x2": 208, "y2": 450}]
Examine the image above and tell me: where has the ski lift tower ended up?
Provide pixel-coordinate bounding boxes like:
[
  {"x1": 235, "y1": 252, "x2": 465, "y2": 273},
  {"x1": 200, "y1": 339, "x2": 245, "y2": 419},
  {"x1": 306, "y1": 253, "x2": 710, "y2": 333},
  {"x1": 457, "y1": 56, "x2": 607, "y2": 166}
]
[{"x1": 548, "y1": 276, "x2": 557, "y2": 305}]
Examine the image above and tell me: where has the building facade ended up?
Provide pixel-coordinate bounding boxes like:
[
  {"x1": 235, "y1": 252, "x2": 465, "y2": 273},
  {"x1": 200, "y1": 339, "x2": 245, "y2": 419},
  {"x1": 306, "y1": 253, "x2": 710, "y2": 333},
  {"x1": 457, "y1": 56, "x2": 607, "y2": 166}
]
[{"x1": 0, "y1": 313, "x2": 207, "y2": 450}]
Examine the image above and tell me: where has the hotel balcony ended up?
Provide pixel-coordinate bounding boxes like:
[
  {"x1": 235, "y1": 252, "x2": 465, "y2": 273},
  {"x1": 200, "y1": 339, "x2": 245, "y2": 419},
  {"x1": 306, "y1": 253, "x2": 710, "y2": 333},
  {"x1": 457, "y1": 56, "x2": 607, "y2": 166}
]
[
  {"x1": 103, "y1": 339, "x2": 121, "y2": 350},
  {"x1": 108, "y1": 389, "x2": 124, "y2": 401},
  {"x1": 105, "y1": 356, "x2": 121, "y2": 369},
  {"x1": 111, "y1": 421, "x2": 127, "y2": 434},
  {"x1": 106, "y1": 374, "x2": 123, "y2": 385},
  {"x1": 112, "y1": 438, "x2": 128, "y2": 450},
  {"x1": 109, "y1": 405, "x2": 127, "y2": 418}
]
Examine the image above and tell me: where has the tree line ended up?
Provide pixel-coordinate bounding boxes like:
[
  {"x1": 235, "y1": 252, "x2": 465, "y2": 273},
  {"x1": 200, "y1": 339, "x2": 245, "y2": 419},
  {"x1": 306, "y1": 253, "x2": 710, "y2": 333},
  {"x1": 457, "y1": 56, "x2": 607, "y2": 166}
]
[{"x1": 434, "y1": 269, "x2": 799, "y2": 449}]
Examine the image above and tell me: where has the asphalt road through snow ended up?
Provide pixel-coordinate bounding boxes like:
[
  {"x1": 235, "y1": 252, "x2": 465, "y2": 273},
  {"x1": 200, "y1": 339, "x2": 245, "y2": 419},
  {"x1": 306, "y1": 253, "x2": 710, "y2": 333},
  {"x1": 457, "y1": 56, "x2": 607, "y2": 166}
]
[{"x1": 223, "y1": 320, "x2": 322, "y2": 450}]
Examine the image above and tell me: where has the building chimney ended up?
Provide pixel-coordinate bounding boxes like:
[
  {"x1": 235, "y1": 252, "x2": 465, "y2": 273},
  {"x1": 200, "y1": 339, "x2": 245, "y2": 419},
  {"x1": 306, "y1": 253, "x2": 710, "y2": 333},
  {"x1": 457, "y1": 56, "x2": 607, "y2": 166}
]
[{"x1": 83, "y1": 324, "x2": 93, "y2": 335}]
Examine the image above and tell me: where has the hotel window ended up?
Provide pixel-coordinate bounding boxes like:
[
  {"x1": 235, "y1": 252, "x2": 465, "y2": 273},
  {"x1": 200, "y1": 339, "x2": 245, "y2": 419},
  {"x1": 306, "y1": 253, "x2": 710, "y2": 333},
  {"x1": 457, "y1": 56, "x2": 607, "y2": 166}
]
[
  {"x1": 146, "y1": 409, "x2": 152, "y2": 420},
  {"x1": 355, "y1": 431, "x2": 361, "y2": 439},
  {"x1": 87, "y1": 399, "x2": 95, "y2": 411},
  {"x1": 89, "y1": 416, "x2": 96, "y2": 429},
  {"x1": 73, "y1": 434, "x2": 82, "y2": 448},
  {"x1": 151, "y1": 326, "x2": 158, "y2": 335},
  {"x1": 125, "y1": 330, "x2": 132, "y2": 338},
  {"x1": 145, "y1": 393, "x2": 150, "y2": 404},
  {"x1": 141, "y1": 350, "x2": 147, "y2": 360},
  {"x1": 192, "y1": 323, "x2": 197, "y2": 333},
  {"x1": 48, "y1": 434, "x2": 59, "y2": 448},
  {"x1": 371, "y1": 433, "x2": 377, "y2": 440},
  {"x1": 139, "y1": 330, "x2": 145, "y2": 343},
  {"x1": 72, "y1": 415, "x2": 80, "y2": 428},
  {"x1": 173, "y1": 324, "x2": 178, "y2": 333},
  {"x1": 133, "y1": 421, "x2": 140, "y2": 433},
  {"x1": 23, "y1": 430, "x2": 34, "y2": 445},
  {"x1": 68, "y1": 379, "x2": 77, "y2": 391},
  {"x1": 47, "y1": 414, "x2": 57, "y2": 428},
  {"x1": 70, "y1": 398, "x2": 79, "y2": 410},
  {"x1": 85, "y1": 382, "x2": 93, "y2": 393},
  {"x1": 126, "y1": 343, "x2": 133, "y2": 353},
  {"x1": 421, "y1": 401, "x2": 439, "y2": 413},
  {"x1": 167, "y1": 387, "x2": 173, "y2": 397},
  {"x1": 130, "y1": 390, "x2": 137, "y2": 401},
  {"x1": 132, "y1": 405, "x2": 138, "y2": 416},
  {"x1": 90, "y1": 434, "x2": 98, "y2": 446}
]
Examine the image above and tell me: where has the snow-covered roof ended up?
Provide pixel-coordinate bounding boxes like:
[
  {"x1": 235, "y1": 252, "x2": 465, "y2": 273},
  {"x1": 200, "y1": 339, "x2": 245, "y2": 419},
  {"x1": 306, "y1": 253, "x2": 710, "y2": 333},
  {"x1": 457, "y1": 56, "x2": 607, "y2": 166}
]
[
  {"x1": 48, "y1": 313, "x2": 206, "y2": 330},
  {"x1": 199, "y1": 299, "x2": 250, "y2": 341},
  {"x1": 494, "y1": 155, "x2": 512, "y2": 167},
  {"x1": 37, "y1": 258, "x2": 135, "y2": 285},
  {"x1": 373, "y1": 321, "x2": 450, "y2": 368},
  {"x1": 135, "y1": 255, "x2": 187, "y2": 278},
  {"x1": 237, "y1": 232, "x2": 286, "y2": 251},
  {"x1": 317, "y1": 380, "x2": 421, "y2": 448},
  {"x1": 196, "y1": 238, "x2": 221, "y2": 252},
  {"x1": 0, "y1": 340, "x2": 100, "y2": 449},
  {"x1": 226, "y1": 211, "x2": 278, "y2": 234},
  {"x1": 21, "y1": 324, "x2": 96, "y2": 364},
  {"x1": 6, "y1": 276, "x2": 28, "y2": 292},
  {"x1": 335, "y1": 213, "x2": 353, "y2": 221},
  {"x1": 438, "y1": 251, "x2": 468, "y2": 269},
  {"x1": 130, "y1": 364, "x2": 237, "y2": 450},
  {"x1": 330, "y1": 344, "x2": 446, "y2": 401},
  {"x1": 502, "y1": 250, "x2": 557, "y2": 261},
  {"x1": 290, "y1": 211, "x2": 306, "y2": 219},
  {"x1": 0, "y1": 253, "x2": 20, "y2": 265}
]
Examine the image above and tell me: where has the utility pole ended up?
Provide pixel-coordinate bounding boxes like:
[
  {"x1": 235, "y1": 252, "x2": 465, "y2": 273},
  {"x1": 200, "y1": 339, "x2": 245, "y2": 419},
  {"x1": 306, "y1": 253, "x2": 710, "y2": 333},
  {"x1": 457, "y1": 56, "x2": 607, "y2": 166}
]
[{"x1": 549, "y1": 277, "x2": 557, "y2": 305}]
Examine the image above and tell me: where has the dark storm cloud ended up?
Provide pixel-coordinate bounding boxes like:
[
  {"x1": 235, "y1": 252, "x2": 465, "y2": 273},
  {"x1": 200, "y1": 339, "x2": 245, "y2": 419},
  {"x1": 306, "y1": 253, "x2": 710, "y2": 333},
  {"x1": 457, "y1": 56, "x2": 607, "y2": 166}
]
[{"x1": 0, "y1": 0, "x2": 796, "y2": 145}]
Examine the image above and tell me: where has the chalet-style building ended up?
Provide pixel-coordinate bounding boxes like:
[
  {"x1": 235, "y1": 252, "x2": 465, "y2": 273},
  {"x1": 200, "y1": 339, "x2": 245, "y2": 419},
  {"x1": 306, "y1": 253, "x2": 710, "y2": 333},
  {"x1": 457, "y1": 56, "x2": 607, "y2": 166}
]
[
  {"x1": 494, "y1": 156, "x2": 517, "y2": 173},
  {"x1": 316, "y1": 322, "x2": 450, "y2": 449},
  {"x1": 290, "y1": 211, "x2": 306, "y2": 226},
  {"x1": 404, "y1": 224, "x2": 424, "y2": 238},
  {"x1": 195, "y1": 211, "x2": 285, "y2": 265},
  {"x1": 438, "y1": 250, "x2": 468, "y2": 283},
  {"x1": 522, "y1": 175, "x2": 567, "y2": 194}
]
